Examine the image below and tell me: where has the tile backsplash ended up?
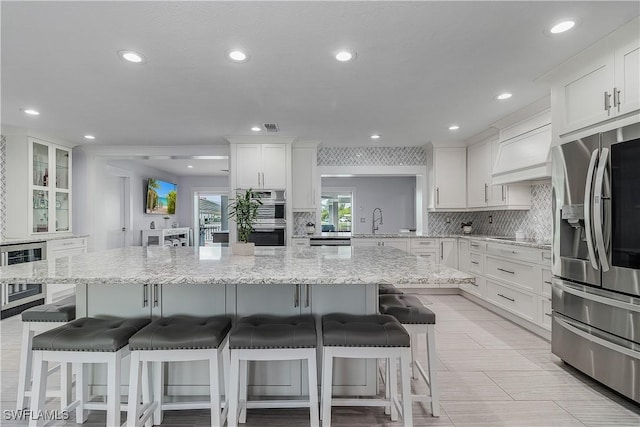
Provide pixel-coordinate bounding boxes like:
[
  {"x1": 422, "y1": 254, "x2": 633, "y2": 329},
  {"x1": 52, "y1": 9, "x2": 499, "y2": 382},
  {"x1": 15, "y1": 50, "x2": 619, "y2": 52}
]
[
  {"x1": 318, "y1": 146, "x2": 426, "y2": 166},
  {"x1": 428, "y1": 183, "x2": 552, "y2": 242},
  {"x1": 293, "y1": 212, "x2": 317, "y2": 236},
  {"x1": 0, "y1": 135, "x2": 5, "y2": 240}
]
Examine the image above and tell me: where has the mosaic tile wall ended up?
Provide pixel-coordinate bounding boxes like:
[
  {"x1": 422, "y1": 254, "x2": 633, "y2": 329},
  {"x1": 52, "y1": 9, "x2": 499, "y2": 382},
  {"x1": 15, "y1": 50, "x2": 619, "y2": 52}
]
[
  {"x1": 293, "y1": 212, "x2": 317, "y2": 236},
  {"x1": 0, "y1": 135, "x2": 6, "y2": 240},
  {"x1": 317, "y1": 146, "x2": 426, "y2": 166},
  {"x1": 428, "y1": 183, "x2": 552, "y2": 242}
]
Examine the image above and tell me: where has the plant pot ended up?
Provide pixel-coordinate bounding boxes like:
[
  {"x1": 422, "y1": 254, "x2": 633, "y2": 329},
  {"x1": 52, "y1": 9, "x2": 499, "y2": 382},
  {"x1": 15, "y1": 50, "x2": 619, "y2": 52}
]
[
  {"x1": 231, "y1": 242, "x2": 255, "y2": 256},
  {"x1": 462, "y1": 226, "x2": 472, "y2": 234},
  {"x1": 305, "y1": 225, "x2": 316, "y2": 235}
]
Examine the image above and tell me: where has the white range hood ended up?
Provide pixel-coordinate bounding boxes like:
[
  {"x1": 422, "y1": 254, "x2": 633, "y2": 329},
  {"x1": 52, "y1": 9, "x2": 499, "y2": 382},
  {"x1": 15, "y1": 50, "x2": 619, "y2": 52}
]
[{"x1": 492, "y1": 109, "x2": 552, "y2": 185}]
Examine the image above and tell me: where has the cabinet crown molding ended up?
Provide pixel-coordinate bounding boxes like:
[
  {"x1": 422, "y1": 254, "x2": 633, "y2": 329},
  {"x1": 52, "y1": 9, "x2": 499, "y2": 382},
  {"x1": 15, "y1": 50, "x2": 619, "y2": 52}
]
[{"x1": 226, "y1": 135, "x2": 295, "y2": 145}]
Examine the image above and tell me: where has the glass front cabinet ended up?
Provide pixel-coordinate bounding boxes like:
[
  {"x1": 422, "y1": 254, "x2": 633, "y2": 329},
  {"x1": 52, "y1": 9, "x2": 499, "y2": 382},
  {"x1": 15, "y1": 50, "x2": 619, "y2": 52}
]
[{"x1": 29, "y1": 138, "x2": 72, "y2": 234}]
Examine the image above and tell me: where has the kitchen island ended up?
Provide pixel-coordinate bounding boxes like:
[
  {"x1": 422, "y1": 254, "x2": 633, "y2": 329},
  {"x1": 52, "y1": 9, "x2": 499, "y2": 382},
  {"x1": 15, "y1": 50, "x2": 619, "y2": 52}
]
[{"x1": 0, "y1": 245, "x2": 473, "y2": 397}]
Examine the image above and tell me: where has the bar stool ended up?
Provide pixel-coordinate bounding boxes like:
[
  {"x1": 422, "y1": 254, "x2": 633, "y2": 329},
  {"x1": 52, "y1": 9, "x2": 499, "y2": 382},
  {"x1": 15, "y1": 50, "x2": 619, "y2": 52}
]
[
  {"x1": 29, "y1": 317, "x2": 150, "y2": 427},
  {"x1": 378, "y1": 283, "x2": 404, "y2": 295},
  {"x1": 379, "y1": 294, "x2": 439, "y2": 416},
  {"x1": 321, "y1": 313, "x2": 413, "y2": 427},
  {"x1": 227, "y1": 314, "x2": 319, "y2": 427},
  {"x1": 16, "y1": 296, "x2": 76, "y2": 411},
  {"x1": 125, "y1": 315, "x2": 232, "y2": 427}
]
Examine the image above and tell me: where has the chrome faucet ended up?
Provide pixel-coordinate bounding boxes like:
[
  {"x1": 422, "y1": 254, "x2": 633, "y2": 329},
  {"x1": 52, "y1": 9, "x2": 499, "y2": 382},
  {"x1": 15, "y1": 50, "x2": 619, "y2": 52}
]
[{"x1": 372, "y1": 208, "x2": 383, "y2": 234}]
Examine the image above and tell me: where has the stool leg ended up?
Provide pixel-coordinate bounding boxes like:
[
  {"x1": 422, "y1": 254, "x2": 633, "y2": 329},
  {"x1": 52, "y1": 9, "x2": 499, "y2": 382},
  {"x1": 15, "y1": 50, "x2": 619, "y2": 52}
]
[
  {"x1": 399, "y1": 348, "x2": 413, "y2": 427},
  {"x1": 306, "y1": 351, "x2": 319, "y2": 427},
  {"x1": 209, "y1": 352, "x2": 222, "y2": 427},
  {"x1": 426, "y1": 325, "x2": 439, "y2": 417},
  {"x1": 222, "y1": 341, "x2": 230, "y2": 407},
  {"x1": 153, "y1": 362, "x2": 164, "y2": 425},
  {"x1": 16, "y1": 324, "x2": 34, "y2": 410},
  {"x1": 142, "y1": 362, "x2": 152, "y2": 427},
  {"x1": 320, "y1": 348, "x2": 333, "y2": 427},
  {"x1": 384, "y1": 358, "x2": 390, "y2": 415},
  {"x1": 75, "y1": 363, "x2": 88, "y2": 423},
  {"x1": 28, "y1": 352, "x2": 47, "y2": 427},
  {"x1": 60, "y1": 362, "x2": 72, "y2": 410},
  {"x1": 238, "y1": 359, "x2": 248, "y2": 423},
  {"x1": 389, "y1": 357, "x2": 399, "y2": 421},
  {"x1": 227, "y1": 351, "x2": 240, "y2": 427},
  {"x1": 411, "y1": 332, "x2": 419, "y2": 380},
  {"x1": 126, "y1": 352, "x2": 141, "y2": 427},
  {"x1": 106, "y1": 352, "x2": 122, "y2": 427}
]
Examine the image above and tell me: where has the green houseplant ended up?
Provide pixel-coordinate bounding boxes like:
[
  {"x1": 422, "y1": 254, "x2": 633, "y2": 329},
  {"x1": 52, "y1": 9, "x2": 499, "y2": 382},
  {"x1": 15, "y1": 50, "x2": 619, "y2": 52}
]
[{"x1": 228, "y1": 189, "x2": 262, "y2": 255}]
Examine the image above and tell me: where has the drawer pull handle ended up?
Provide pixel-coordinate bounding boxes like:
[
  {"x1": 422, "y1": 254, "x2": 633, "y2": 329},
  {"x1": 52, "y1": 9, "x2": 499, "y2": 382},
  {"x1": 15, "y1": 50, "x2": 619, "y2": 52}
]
[
  {"x1": 544, "y1": 312, "x2": 552, "y2": 317},
  {"x1": 544, "y1": 281, "x2": 552, "y2": 285},
  {"x1": 471, "y1": 261, "x2": 479, "y2": 265},
  {"x1": 471, "y1": 244, "x2": 479, "y2": 248},
  {"x1": 497, "y1": 293, "x2": 515, "y2": 302},
  {"x1": 497, "y1": 268, "x2": 515, "y2": 275}
]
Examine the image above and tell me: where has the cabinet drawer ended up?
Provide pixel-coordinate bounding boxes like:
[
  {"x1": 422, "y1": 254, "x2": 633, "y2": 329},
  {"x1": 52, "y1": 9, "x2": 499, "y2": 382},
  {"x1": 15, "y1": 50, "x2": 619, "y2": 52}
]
[
  {"x1": 486, "y1": 256, "x2": 540, "y2": 293},
  {"x1": 468, "y1": 240, "x2": 486, "y2": 252},
  {"x1": 460, "y1": 275, "x2": 485, "y2": 298},
  {"x1": 486, "y1": 243, "x2": 541, "y2": 264},
  {"x1": 486, "y1": 280, "x2": 535, "y2": 321},
  {"x1": 292, "y1": 239, "x2": 309, "y2": 247},
  {"x1": 412, "y1": 249, "x2": 437, "y2": 263},
  {"x1": 47, "y1": 238, "x2": 86, "y2": 253},
  {"x1": 540, "y1": 297, "x2": 552, "y2": 330},
  {"x1": 469, "y1": 252, "x2": 484, "y2": 275},
  {"x1": 410, "y1": 239, "x2": 438, "y2": 249},
  {"x1": 541, "y1": 269, "x2": 552, "y2": 298}
]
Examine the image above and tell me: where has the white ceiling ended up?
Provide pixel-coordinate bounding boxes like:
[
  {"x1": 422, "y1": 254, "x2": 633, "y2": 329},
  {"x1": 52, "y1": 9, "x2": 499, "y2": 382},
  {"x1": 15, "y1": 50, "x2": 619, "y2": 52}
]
[
  {"x1": 2, "y1": 1, "x2": 638, "y2": 155},
  {"x1": 132, "y1": 158, "x2": 229, "y2": 177}
]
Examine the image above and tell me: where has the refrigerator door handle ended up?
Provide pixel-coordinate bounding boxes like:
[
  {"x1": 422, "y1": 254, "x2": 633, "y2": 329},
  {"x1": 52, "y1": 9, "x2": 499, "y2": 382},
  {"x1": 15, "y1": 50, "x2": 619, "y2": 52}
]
[
  {"x1": 594, "y1": 147, "x2": 610, "y2": 272},
  {"x1": 555, "y1": 280, "x2": 640, "y2": 313},
  {"x1": 583, "y1": 149, "x2": 599, "y2": 270}
]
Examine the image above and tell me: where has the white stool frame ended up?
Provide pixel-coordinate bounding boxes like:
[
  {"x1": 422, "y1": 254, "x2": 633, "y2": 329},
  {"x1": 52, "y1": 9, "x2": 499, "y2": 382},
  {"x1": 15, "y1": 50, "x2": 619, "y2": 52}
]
[
  {"x1": 227, "y1": 347, "x2": 319, "y2": 427},
  {"x1": 17, "y1": 321, "x2": 72, "y2": 411},
  {"x1": 29, "y1": 346, "x2": 129, "y2": 427},
  {"x1": 321, "y1": 345, "x2": 413, "y2": 427},
  {"x1": 126, "y1": 335, "x2": 230, "y2": 427}
]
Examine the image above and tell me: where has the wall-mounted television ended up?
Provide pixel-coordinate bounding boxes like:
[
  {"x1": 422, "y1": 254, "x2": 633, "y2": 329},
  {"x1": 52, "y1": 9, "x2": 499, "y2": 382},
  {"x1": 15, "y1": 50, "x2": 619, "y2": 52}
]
[{"x1": 146, "y1": 178, "x2": 177, "y2": 215}]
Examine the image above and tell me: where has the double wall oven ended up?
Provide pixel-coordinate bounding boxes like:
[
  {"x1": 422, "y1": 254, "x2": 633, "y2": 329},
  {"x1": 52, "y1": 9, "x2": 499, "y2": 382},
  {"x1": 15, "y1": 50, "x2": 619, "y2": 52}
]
[
  {"x1": 1, "y1": 241, "x2": 47, "y2": 318},
  {"x1": 247, "y1": 190, "x2": 286, "y2": 246},
  {"x1": 551, "y1": 122, "x2": 640, "y2": 403}
]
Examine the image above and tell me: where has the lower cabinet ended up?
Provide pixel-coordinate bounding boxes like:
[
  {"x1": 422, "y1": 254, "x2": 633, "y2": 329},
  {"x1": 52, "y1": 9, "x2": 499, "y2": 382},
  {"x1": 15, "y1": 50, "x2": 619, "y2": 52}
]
[
  {"x1": 440, "y1": 238, "x2": 458, "y2": 269},
  {"x1": 485, "y1": 279, "x2": 536, "y2": 323},
  {"x1": 45, "y1": 237, "x2": 87, "y2": 302}
]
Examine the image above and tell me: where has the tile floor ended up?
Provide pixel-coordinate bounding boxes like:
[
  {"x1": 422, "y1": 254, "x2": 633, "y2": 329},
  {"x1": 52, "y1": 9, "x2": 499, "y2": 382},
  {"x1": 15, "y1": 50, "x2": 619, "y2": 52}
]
[{"x1": 1, "y1": 294, "x2": 639, "y2": 426}]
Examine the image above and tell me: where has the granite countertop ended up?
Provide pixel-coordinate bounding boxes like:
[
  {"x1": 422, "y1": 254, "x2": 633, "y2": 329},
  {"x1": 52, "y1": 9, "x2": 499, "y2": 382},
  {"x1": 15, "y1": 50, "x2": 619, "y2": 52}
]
[
  {"x1": 458, "y1": 235, "x2": 552, "y2": 250},
  {"x1": 0, "y1": 245, "x2": 474, "y2": 286},
  {"x1": 0, "y1": 234, "x2": 89, "y2": 246}
]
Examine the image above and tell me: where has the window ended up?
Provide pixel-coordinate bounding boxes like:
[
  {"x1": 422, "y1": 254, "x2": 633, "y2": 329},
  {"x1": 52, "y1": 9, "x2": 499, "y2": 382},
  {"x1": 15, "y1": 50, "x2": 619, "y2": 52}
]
[
  {"x1": 196, "y1": 194, "x2": 229, "y2": 246},
  {"x1": 321, "y1": 192, "x2": 352, "y2": 233}
]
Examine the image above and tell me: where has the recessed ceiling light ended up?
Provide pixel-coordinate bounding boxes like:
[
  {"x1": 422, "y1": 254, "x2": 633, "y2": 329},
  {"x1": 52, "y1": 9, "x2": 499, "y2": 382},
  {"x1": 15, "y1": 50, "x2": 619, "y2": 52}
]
[
  {"x1": 335, "y1": 50, "x2": 355, "y2": 62},
  {"x1": 22, "y1": 108, "x2": 40, "y2": 116},
  {"x1": 370, "y1": 134, "x2": 381, "y2": 139},
  {"x1": 118, "y1": 50, "x2": 145, "y2": 63},
  {"x1": 228, "y1": 50, "x2": 248, "y2": 62},
  {"x1": 84, "y1": 135, "x2": 95, "y2": 140},
  {"x1": 448, "y1": 125, "x2": 460, "y2": 131},
  {"x1": 251, "y1": 126, "x2": 261, "y2": 132},
  {"x1": 187, "y1": 165, "x2": 194, "y2": 168},
  {"x1": 496, "y1": 93, "x2": 512, "y2": 100},
  {"x1": 550, "y1": 20, "x2": 576, "y2": 34}
]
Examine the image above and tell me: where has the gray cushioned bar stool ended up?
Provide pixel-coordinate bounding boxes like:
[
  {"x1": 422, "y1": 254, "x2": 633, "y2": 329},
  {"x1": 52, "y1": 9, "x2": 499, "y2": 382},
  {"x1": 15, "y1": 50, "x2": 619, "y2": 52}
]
[
  {"x1": 125, "y1": 315, "x2": 232, "y2": 427},
  {"x1": 17, "y1": 296, "x2": 76, "y2": 412},
  {"x1": 379, "y1": 294, "x2": 439, "y2": 416},
  {"x1": 227, "y1": 314, "x2": 319, "y2": 427},
  {"x1": 29, "y1": 317, "x2": 150, "y2": 427},
  {"x1": 321, "y1": 313, "x2": 413, "y2": 427},
  {"x1": 378, "y1": 283, "x2": 404, "y2": 295}
]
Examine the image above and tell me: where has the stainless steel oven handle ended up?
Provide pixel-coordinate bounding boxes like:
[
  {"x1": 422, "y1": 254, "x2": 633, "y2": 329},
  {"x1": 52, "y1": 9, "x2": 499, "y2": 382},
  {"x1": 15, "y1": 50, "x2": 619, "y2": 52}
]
[
  {"x1": 554, "y1": 315, "x2": 640, "y2": 359},
  {"x1": 583, "y1": 149, "x2": 599, "y2": 270},
  {"x1": 593, "y1": 147, "x2": 610, "y2": 271},
  {"x1": 556, "y1": 281, "x2": 640, "y2": 313}
]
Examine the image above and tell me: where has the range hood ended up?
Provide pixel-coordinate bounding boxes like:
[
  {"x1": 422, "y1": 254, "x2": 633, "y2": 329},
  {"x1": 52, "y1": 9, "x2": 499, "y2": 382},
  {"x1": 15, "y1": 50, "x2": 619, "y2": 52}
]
[{"x1": 492, "y1": 122, "x2": 552, "y2": 185}]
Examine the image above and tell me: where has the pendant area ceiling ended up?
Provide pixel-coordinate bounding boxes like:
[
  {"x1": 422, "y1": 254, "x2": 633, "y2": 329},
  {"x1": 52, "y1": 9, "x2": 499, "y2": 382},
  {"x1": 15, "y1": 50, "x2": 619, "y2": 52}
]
[{"x1": 1, "y1": 1, "x2": 638, "y2": 148}]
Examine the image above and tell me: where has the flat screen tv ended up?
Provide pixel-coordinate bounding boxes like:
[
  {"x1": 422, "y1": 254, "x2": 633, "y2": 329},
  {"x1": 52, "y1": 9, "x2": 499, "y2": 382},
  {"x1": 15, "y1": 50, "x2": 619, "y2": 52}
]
[{"x1": 146, "y1": 178, "x2": 177, "y2": 215}]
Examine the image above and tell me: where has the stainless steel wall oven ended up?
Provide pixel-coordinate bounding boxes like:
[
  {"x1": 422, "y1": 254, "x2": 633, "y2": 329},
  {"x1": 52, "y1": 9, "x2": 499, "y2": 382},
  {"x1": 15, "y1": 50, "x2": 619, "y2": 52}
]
[{"x1": 1, "y1": 241, "x2": 47, "y2": 318}]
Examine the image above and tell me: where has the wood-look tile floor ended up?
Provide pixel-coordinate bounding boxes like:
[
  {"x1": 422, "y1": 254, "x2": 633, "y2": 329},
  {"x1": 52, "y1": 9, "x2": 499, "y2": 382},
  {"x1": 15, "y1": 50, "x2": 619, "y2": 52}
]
[{"x1": 2, "y1": 295, "x2": 639, "y2": 426}]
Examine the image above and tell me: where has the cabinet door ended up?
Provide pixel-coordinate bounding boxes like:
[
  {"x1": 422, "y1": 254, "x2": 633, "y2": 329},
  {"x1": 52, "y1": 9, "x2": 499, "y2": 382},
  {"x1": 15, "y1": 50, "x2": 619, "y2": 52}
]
[
  {"x1": 382, "y1": 239, "x2": 408, "y2": 252},
  {"x1": 85, "y1": 284, "x2": 151, "y2": 318},
  {"x1": 434, "y1": 148, "x2": 466, "y2": 209},
  {"x1": 261, "y1": 144, "x2": 287, "y2": 189},
  {"x1": 615, "y1": 39, "x2": 640, "y2": 116},
  {"x1": 350, "y1": 238, "x2": 378, "y2": 247},
  {"x1": 440, "y1": 238, "x2": 458, "y2": 269},
  {"x1": 458, "y1": 239, "x2": 470, "y2": 273},
  {"x1": 236, "y1": 284, "x2": 303, "y2": 396},
  {"x1": 488, "y1": 139, "x2": 507, "y2": 206},
  {"x1": 467, "y1": 142, "x2": 490, "y2": 207},
  {"x1": 235, "y1": 144, "x2": 261, "y2": 188},
  {"x1": 555, "y1": 55, "x2": 615, "y2": 136},
  {"x1": 292, "y1": 147, "x2": 317, "y2": 210}
]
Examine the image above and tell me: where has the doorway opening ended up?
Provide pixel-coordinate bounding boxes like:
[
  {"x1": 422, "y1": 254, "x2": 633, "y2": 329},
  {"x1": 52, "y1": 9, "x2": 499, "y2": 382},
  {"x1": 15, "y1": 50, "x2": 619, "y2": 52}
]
[
  {"x1": 321, "y1": 191, "x2": 353, "y2": 233},
  {"x1": 195, "y1": 193, "x2": 229, "y2": 246}
]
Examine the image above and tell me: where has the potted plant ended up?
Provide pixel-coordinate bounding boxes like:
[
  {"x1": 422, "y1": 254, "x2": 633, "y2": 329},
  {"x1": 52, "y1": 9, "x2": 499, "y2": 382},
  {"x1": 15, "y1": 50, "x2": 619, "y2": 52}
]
[
  {"x1": 305, "y1": 222, "x2": 316, "y2": 235},
  {"x1": 461, "y1": 221, "x2": 473, "y2": 234},
  {"x1": 228, "y1": 189, "x2": 262, "y2": 255}
]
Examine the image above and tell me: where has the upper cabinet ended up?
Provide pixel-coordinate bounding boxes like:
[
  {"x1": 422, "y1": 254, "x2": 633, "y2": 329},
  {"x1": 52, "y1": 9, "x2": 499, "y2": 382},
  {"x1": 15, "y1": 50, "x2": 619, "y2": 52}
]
[
  {"x1": 426, "y1": 145, "x2": 467, "y2": 211},
  {"x1": 4, "y1": 132, "x2": 74, "y2": 238},
  {"x1": 235, "y1": 143, "x2": 287, "y2": 189},
  {"x1": 546, "y1": 18, "x2": 639, "y2": 142},
  {"x1": 291, "y1": 144, "x2": 318, "y2": 211}
]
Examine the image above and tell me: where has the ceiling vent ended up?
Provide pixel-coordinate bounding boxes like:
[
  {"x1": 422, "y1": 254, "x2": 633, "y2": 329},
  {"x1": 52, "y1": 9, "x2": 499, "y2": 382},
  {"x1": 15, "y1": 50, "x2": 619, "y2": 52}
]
[{"x1": 263, "y1": 123, "x2": 279, "y2": 132}]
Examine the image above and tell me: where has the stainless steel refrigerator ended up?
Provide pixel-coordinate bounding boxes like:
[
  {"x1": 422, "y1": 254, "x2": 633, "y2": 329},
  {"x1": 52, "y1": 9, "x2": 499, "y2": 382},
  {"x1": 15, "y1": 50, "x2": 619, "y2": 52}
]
[{"x1": 551, "y1": 122, "x2": 640, "y2": 403}]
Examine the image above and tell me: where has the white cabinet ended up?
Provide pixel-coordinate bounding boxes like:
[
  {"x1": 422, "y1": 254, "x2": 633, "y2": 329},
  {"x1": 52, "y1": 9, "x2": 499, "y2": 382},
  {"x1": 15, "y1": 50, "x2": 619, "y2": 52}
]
[
  {"x1": 291, "y1": 238, "x2": 310, "y2": 247},
  {"x1": 45, "y1": 237, "x2": 87, "y2": 302},
  {"x1": 235, "y1": 144, "x2": 287, "y2": 189},
  {"x1": 292, "y1": 146, "x2": 318, "y2": 211},
  {"x1": 141, "y1": 228, "x2": 191, "y2": 246},
  {"x1": 553, "y1": 38, "x2": 639, "y2": 138},
  {"x1": 458, "y1": 239, "x2": 470, "y2": 273},
  {"x1": 467, "y1": 140, "x2": 492, "y2": 208},
  {"x1": 439, "y1": 238, "x2": 458, "y2": 269},
  {"x1": 5, "y1": 133, "x2": 74, "y2": 238},
  {"x1": 426, "y1": 145, "x2": 467, "y2": 210}
]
